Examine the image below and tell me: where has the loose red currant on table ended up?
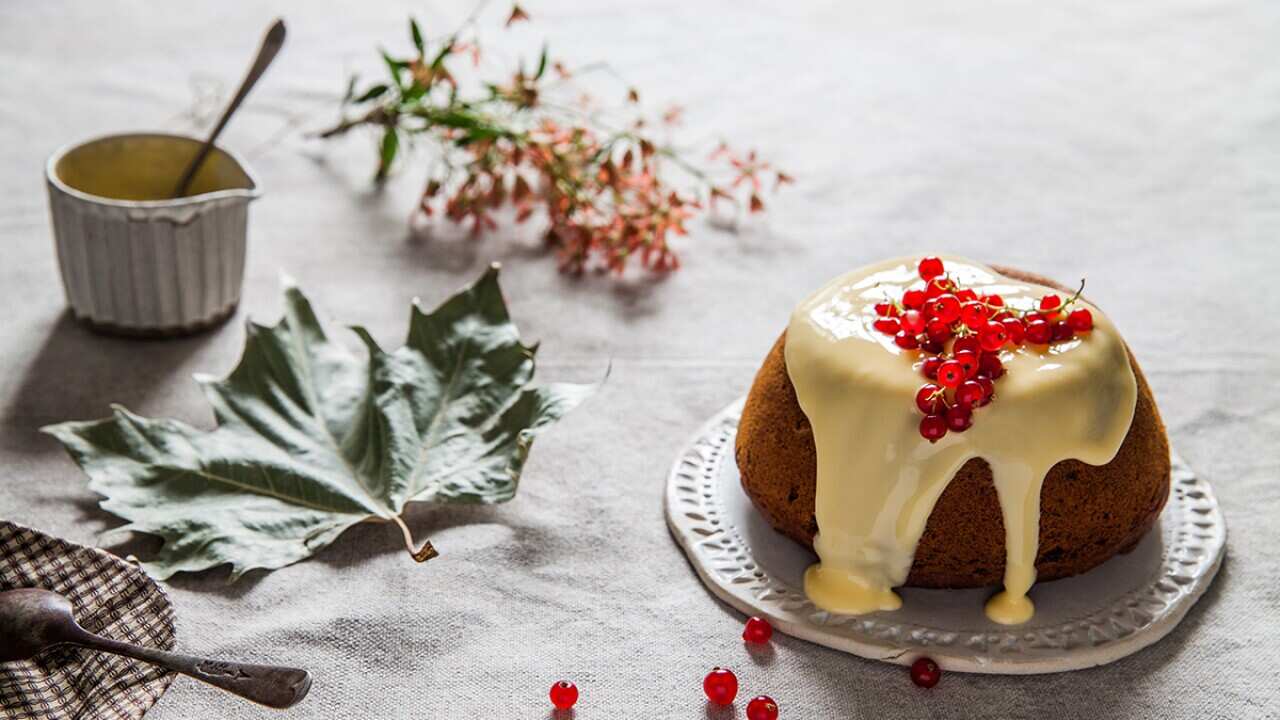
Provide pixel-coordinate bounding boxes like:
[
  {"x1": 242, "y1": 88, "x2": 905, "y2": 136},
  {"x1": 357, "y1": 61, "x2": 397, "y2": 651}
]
[
  {"x1": 743, "y1": 616, "x2": 773, "y2": 644},
  {"x1": 746, "y1": 695, "x2": 780, "y2": 720},
  {"x1": 910, "y1": 657, "x2": 941, "y2": 688},
  {"x1": 703, "y1": 667, "x2": 739, "y2": 705},
  {"x1": 549, "y1": 680, "x2": 578, "y2": 710},
  {"x1": 918, "y1": 256, "x2": 945, "y2": 281}
]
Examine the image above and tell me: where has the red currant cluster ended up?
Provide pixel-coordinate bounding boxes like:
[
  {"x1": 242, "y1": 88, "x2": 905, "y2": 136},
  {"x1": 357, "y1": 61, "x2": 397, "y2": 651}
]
[{"x1": 872, "y1": 257, "x2": 1094, "y2": 442}]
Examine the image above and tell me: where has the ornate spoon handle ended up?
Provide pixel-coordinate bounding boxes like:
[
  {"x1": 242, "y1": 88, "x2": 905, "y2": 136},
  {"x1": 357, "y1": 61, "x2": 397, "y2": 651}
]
[{"x1": 70, "y1": 629, "x2": 311, "y2": 709}]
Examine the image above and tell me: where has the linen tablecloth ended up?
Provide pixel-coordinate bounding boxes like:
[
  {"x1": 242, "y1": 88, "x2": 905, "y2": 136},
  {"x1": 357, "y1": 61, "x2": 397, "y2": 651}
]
[{"x1": 1, "y1": 1, "x2": 1276, "y2": 717}]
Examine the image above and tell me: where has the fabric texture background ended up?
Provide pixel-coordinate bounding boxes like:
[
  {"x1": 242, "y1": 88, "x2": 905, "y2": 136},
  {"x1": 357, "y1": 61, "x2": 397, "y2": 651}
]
[{"x1": 0, "y1": 1, "x2": 1276, "y2": 718}]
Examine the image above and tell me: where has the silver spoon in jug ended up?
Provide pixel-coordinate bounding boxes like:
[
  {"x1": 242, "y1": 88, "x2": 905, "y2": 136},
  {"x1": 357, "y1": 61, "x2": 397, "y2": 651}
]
[
  {"x1": 0, "y1": 588, "x2": 310, "y2": 709},
  {"x1": 171, "y1": 18, "x2": 287, "y2": 198}
]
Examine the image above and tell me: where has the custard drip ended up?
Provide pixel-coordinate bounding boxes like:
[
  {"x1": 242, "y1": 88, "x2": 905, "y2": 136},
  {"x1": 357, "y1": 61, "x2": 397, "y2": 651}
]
[{"x1": 784, "y1": 256, "x2": 1136, "y2": 624}]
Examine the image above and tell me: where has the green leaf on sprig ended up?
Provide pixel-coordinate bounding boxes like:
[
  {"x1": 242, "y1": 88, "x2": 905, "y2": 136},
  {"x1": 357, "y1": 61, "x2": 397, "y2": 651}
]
[
  {"x1": 381, "y1": 49, "x2": 407, "y2": 88},
  {"x1": 354, "y1": 83, "x2": 389, "y2": 103},
  {"x1": 410, "y1": 18, "x2": 425, "y2": 57},
  {"x1": 534, "y1": 44, "x2": 548, "y2": 80},
  {"x1": 42, "y1": 266, "x2": 596, "y2": 581},
  {"x1": 377, "y1": 127, "x2": 400, "y2": 180}
]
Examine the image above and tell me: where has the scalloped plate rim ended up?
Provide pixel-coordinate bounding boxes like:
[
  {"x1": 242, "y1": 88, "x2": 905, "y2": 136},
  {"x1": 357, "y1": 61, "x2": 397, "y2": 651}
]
[{"x1": 664, "y1": 397, "x2": 1226, "y2": 675}]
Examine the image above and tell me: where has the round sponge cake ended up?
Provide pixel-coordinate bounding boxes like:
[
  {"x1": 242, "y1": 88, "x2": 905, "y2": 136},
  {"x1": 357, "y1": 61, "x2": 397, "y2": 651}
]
[{"x1": 735, "y1": 266, "x2": 1171, "y2": 588}]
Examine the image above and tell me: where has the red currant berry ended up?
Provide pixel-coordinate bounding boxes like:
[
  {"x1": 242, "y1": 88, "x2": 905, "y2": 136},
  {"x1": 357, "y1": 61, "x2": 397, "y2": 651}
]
[
  {"x1": 743, "y1": 616, "x2": 773, "y2": 644},
  {"x1": 550, "y1": 680, "x2": 579, "y2": 710},
  {"x1": 978, "y1": 352, "x2": 1004, "y2": 378},
  {"x1": 915, "y1": 383, "x2": 946, "y2": 414},
  {"x1": 983, "y1": 294, "x2": 1005, "y2": 308},
  {"x1": 910, "y1": 657, "x2": 941, "y2": 688},
  {"x1": 926, "y1": 319, "x2": 952, "y2": 344},
  {"x1": 902, "y1": 289, "x2": 926, "y2": 310},
  {"x1": 936, "y1": 360, "x2": 965, "y2": 388},
  {"x1": 1001, "y1": 317, "x2": 1026, "y2": 345},
  {"x1": 919, "y1": 414, "x2": 947, "y2": 442},
  {"x1": 874, "y1": 302, "x2": 897, "y2": 317},
  {"x1": 978, "y1": 321, "x2": 1008, "y2": 351},
  {"x1": 924, "y1": 277, "x2": 953, "y2": 299},
  {"x1": 1052, "y1": 322, "x2": 1074, "y2": 341},
  {"x1": 953, "y1": 350, "x2": 979, "y2": 378},
  {"x1": 873, "y1": 317, "x2": 901, "y2": 335},
  {"x1": 921, "y1": 339, "x2": 945, "y2": 355},
  {"x1": 920, "y1": 356, "x2": 943, "y2": 380},
  {"x1": 951, "y1": 336, "x2": 980, "y2": 355},
  {"x1": 945, "y1": 404, "x2": 973, "y2": 432},
  {"x1": 956, "y1": 380, "x2": 984, "y2": 407},
  {"x1": 960, "y1": 302, "x2": 988, "y2": 330},
  {"x1": 955, "y1": 288, "x2": 978, "y2": 303},
  {"x1": 991, "y1": 310, "x2": 1012, "y2": 322},
  {"x1": 1067, "y1": 308, "x2": 1093, "y2": 332},
  {"x1": 900, "y1": 309, "x2": 925, "y2": 334},
  {"x1": 1025, "y1": 317, "x2": 1052, "y2": 344},
  {"x1": 926, "y1": 294, "x2": 961, "y2": 324},
  {"x1": 703, "y1": 668, "x2": 738, "y2": 706},
  {"x1": 894, "y1": 331, "x2": 920, "y2": 350},
  {"x1": 918, "y1": 256, "x2": 945, "y2": 281},
  {"x1": 746, "y1": 695, "x2": 780, "y2": 720},
  {"x1": 1039, "y1": 294, "x2": 1062, "y2": 312},
  {"x1": 976, "y1": 376, "x2": 995, "y2": 405}
]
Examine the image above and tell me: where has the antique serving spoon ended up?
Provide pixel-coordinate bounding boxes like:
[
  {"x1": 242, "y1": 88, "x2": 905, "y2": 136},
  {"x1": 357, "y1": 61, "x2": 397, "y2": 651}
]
[
  {"x1": 171, "y1": 18, "x2": 287, "y2": 198},
  {"x1": 0, "y1": 588, "x2": 310, "y2": 709}
]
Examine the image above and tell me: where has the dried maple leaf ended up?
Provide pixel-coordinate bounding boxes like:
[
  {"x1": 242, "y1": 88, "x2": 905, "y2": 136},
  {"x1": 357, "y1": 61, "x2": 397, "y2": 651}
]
[{"x1": 43, "y1": 266, "x2": 595, "y2": 580}]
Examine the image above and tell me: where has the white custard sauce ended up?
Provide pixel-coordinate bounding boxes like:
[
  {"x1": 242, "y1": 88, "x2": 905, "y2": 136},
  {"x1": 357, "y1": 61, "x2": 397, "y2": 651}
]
[{"x1": 784, "y1": 256, "x2": 1136, "y2": 624}]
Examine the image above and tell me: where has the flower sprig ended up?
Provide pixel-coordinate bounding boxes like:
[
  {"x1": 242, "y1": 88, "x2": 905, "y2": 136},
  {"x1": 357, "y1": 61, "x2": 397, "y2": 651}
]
[{"x1": 318, "y1": 5, "x2": 790, "y2": 275}]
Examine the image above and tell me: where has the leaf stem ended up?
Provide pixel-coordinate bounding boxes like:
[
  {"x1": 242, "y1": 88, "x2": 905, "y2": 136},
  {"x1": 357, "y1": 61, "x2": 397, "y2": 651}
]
[{"x1": 392, "y1": 515, "x2": 439, "y2": 562}]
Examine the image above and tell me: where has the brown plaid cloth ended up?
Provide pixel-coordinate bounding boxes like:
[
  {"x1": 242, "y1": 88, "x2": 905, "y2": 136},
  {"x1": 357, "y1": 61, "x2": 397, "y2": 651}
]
[{"x1": 0, "y1": 522, "x2": 175, "y2": 720}]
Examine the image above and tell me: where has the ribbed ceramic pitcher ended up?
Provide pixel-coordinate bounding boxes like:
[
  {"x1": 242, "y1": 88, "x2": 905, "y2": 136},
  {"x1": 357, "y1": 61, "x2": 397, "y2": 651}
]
[{"x1": 46, "y1": 133, "x2": 260, "y2": 337}]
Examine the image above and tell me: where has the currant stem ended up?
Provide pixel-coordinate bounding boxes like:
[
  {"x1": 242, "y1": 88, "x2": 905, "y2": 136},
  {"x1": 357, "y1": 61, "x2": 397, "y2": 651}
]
[{"x1": 392, "y1": 515, "x2": 439, "y2": 562}]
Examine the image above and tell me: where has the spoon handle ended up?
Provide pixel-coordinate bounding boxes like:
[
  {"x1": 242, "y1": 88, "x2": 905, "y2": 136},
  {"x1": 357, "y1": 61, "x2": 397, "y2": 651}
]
[
  {"x1": 73, "y1": 631, "x2": 311, "y2": 709},
  {"x1": 172, "y1": 18, "x2": 287, "y2": 198}
]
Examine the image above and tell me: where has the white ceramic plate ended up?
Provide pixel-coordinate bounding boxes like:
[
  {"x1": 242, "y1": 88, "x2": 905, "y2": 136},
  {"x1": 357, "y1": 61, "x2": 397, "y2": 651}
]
[{"x1": 664, "y1": 398, "x2": 1226, "y2": 674}]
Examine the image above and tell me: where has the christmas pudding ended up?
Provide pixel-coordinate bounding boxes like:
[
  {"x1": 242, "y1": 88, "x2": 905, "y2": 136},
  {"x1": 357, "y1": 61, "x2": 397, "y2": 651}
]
[{"x1": 735, "y1": 256, "x2": 1170, "y2": 624}]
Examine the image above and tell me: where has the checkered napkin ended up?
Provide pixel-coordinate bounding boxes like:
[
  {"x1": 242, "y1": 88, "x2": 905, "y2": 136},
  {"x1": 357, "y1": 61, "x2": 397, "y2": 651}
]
[{"x1": 0, "y1": 522, "x2": 176, "y2": 720}]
